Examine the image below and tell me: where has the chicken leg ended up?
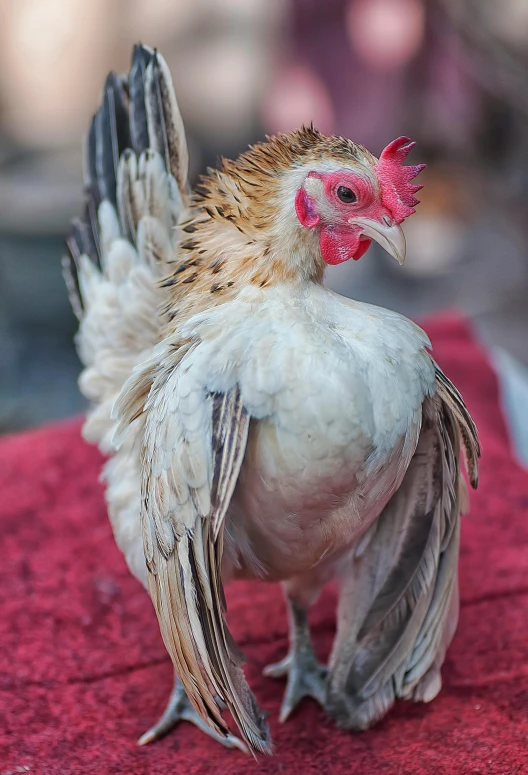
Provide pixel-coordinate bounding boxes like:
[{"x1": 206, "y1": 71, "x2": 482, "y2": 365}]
[{"x1": 263, "y1": 593, "x2": 327, "y2": 722}]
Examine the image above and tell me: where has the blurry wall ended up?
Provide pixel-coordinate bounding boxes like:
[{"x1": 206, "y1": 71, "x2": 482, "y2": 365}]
[
  {"x1": 1, "y1": 0, "x2": 528, "y2": 431},
  {"x1": 0, "y1": 0, "x2": 284, "y2": 430}
]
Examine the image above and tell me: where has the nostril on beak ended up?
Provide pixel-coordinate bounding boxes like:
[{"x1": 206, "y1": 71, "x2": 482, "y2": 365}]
[{"x1": 382, "y1": 215, "x2": 392, "y2": 227}]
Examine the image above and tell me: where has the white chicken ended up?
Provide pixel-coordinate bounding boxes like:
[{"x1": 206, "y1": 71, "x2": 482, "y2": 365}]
[{"x1": 64, "y1": 46, "x2": 479, "y2": 755}]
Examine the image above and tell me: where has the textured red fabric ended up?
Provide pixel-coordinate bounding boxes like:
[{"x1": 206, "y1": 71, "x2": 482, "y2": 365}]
[{"x1": 1, "y1": 313, "x2": 527, "y2": 775}]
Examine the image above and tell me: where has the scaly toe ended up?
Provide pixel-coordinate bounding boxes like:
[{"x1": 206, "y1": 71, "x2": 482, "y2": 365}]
[
  {"x1": 264, "y1": 651, "x2": 327, "y2": 722},
  {"x1": 138, "y1": 681, "x2": 248, "y2": 752},
  {"x1": 279, "y1": 662, "x2": 327, "y2": 722},
  {"x1": 263, "y1": 654, "x2": 292, "y2": 679}
]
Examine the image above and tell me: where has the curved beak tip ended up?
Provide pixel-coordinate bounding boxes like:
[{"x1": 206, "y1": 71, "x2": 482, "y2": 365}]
[{"x1": 349, "y1": 218, "x2": 406, "y2": 265}]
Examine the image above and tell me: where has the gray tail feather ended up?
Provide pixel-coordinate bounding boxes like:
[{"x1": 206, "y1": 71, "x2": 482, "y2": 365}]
[{"x1": 63, "y1": 44, "x2": 187, "y2": 318}]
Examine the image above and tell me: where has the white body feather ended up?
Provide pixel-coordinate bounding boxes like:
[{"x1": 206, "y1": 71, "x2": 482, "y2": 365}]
[
  {"x1": 78, "y1": 249, "x2": 435, "y2": 591},
  {"x1": 177, "y1": 284, "x2": 435, "y2": 583}
]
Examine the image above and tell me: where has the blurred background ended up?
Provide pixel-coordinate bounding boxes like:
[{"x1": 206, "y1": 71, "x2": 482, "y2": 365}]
[{"x1": 1, "y1": 0, "x2": 528, "y2": 434}]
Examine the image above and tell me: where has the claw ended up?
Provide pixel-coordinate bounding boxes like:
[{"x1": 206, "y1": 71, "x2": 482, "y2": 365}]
[
  {"x1": 262, "y1": 655, "x2": 291, "y2": 679},
  {"x1": 138, "y1": 678, "x2": 249, "y2": 753},
  {"x1": 264, "y1": 652, "x2": 327, "y2": 722}
]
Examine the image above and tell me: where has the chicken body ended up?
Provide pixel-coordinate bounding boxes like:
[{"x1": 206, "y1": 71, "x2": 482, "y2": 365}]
[
  {"x1": 65, "y1": 46, "x2": 479, "y2": 755},
  {"x1": 213, "y1": 286, "x2": 435, "y2": 585}
]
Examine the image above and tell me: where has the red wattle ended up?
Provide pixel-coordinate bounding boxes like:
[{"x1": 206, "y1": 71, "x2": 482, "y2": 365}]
[
  {"x1": 319, "y1": 225, "x2": 371, "y2": 265},
  {"x1": 353, "y1": 238, "x2": 372, "y2": 261}
]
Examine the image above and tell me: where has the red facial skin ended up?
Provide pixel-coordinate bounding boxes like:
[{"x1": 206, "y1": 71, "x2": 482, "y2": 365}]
[
  {"x1": 295, "y1": 170, "x2": 391, "y2": 265},
  {"x1": 295, "y1": 137, "x2": 424, "y2": 265}
]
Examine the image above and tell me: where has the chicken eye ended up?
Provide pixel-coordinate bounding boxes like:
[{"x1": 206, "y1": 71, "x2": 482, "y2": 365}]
[{"x1": 337, "y1": 186, "x2": 357, "y2": 204}]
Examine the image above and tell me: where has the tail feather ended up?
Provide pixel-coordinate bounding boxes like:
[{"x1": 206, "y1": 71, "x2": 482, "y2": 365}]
[
  {"x1": 91, "y1": 72, "x2": 132, "y2": 207},
  {"x1": 64, "y1": 44, "x2": 189, "y2": 318},
  {"x1": 144, "y1": 51, "x2": 189, "y2": 196},
  {"x1": 129, "y1": 44, "x2": 153, "y2": 156},
  {"x1": 63, "y1": 201, "x2": 101, "y2": 317}
]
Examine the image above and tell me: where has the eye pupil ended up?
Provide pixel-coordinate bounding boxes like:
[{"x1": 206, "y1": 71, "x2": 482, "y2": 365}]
[{"x1": 337, "y1": 186, "x2": 357, "y2": 204}]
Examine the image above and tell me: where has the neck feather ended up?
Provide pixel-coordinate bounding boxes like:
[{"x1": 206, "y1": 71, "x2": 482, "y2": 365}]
[{"x1": 161, "y1": 169, "x2": 326, "y2": 331}]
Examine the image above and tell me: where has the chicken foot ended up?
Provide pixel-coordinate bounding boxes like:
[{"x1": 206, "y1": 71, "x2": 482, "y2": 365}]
[
  {"x1": 263, "y1": 595, "x2": 327, "y2": 722},
  {"x1": 138, "y1": 673, "x2": 248, "y2": 752}
]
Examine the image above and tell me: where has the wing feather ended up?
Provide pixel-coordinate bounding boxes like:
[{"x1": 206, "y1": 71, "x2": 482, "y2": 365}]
[
  {"x1": 434, "y1": 363, "x2": 480, "y2": 488},
  {"x1": 141, "y1": 376, "x2": 271, "y2": 754},
  {"x1": 327, "y1": 369, "x2": 479, "y2": 730},
  {"x1": 211, "y1": 390, "x2": 250, "y2": 540}
]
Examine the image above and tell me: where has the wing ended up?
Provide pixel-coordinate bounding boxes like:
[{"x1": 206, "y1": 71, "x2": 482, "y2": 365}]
[
  {"x1": 114, "y1": 356, "x2": 271, "y2": 754},
  {"x1": 63, "y1": 45, "x2": 189, "y2": 452},
  {"x1": 327, "y1": 366, "x2": 480, "y2": 730}
]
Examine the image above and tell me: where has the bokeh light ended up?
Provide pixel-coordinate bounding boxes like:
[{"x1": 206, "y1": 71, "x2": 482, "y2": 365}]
[
  {"x1": 346, "y1": 0, "x2": 425, "y2": 70},
  {"x1": 262, "y1": 64, "x2": 335, "y2": 135}
]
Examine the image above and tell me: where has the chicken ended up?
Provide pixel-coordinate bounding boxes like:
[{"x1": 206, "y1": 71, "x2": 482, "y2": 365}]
[{"x1": 64, "y1": 45, "x2": 480, "y2": 756}]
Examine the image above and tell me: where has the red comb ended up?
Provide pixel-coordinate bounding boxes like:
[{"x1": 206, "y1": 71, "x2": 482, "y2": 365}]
[{"x1": 374, "y1": 136, "x2": 425, "y2": 224}]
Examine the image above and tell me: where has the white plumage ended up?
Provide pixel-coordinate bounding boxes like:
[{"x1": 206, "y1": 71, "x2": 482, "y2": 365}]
[{"x1": 64, "y1": 46, "x2": 479, "y2": 754}]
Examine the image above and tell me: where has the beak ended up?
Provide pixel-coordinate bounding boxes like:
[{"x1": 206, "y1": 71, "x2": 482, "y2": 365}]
[{"x1": 349, "y1": 216, "x2": 406, "y2": 265}]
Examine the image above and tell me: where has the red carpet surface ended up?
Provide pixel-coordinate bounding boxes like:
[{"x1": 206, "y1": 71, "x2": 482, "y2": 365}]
[{"x1": 1, "y1": 313, "x2": 527, "y2": 775}]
